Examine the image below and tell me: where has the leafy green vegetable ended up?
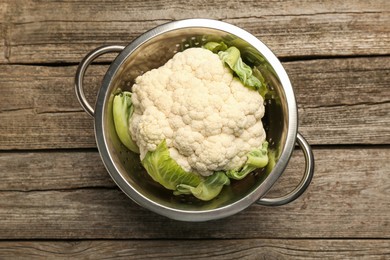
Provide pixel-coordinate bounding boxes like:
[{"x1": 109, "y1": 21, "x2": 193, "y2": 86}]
[
  {"x1": 252, "y1": 67, "x2": 269, "y2": 98},
  {"x1": 204, "y1": 42, "x2": 268, "y2": 98},
  {"x1": 226, "y1": 141, "x2": 269, "y2": 180},
  {"x1": 113, "y1": 91, "x2": 139, "y2": 153},
  {"x1": 218, "y1": 46, "x2": 262, "y2": 91},
  {"x1": 142, "y1": 140, "x2": 230, "y2": 201},
  {"x1": 175, "y1": 171, "x2": 230, "y2": 201},
  {"x1": 203, "y1": 41, "x2": 228, "y2": 53},
  {"x1": 142, "y1": 140, "x2": 202, "y2": 190}
]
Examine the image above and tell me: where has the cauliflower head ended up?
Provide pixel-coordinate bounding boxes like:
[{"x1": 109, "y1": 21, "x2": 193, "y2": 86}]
[{"x1": 130, "y1": 47, "x2": 266, "y2": 176}]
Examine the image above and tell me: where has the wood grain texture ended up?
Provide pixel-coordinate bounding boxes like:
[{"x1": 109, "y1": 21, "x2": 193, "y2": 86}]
[
  {"x1": 0, "y1": 0, "x2": 389, "y2": 63},
  {"x1": 0, "y1": 0, "x2": 389, "y2": 258},
  {"x1": 0, "y1": 239, "x2": 389, "y2": 259},
  {"x1": 0, "y1": 148, "x2": 388, "y2": 239},
  {"x1": 0, "y1": 150, "x2": 114, "y2": 191},
  {"x1": 0, "y1": 64, "x2": 102, "y2": 149},
  {"x1": 1, "y1": 56, "x2": 389, "y2": 149}
]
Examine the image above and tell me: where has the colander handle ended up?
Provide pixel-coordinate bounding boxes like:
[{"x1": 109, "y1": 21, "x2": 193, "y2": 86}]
[
  {"x1": 75, "y1": 45, "x2": 125, "y2": 117},
  {"x1": 256, "y1": 132, "x2": 314, "y2": 206}
]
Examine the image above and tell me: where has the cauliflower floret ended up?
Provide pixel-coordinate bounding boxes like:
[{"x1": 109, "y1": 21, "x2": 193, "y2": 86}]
[{"x1": 130, "y1": 48, "x2": 265, "y2": 176}]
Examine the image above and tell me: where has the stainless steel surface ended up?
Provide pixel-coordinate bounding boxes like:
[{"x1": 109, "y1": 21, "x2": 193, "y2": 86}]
[
  {"x1": 75, "y1": 18, "x2": 314, "y2": 221},
  {"x1": 75, "y1": 45, "x2": 125, "y2": 117},
  {"x1": 257, "y1": 132, "x2": 315, "y2": 206}
]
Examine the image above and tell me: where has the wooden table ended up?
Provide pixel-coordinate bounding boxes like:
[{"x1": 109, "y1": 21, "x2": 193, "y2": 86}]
[{"x1": 1, "y1": 0, "x2": 389, "y2": 258}]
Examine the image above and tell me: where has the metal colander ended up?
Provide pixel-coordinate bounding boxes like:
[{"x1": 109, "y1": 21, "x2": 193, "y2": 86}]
[{"x1": 75, "y1": 19, "x2": 314, "y2": 222}]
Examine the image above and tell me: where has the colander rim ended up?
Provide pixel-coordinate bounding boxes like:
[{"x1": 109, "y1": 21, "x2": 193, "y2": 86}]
[{"x1": 94, "y1": 18, "x2": 298, "y2": 221}]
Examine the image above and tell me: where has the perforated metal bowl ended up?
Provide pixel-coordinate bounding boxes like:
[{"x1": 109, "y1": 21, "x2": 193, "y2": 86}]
[{"x1": 75, "y1": 19, "x2": 314, "y2": 222}]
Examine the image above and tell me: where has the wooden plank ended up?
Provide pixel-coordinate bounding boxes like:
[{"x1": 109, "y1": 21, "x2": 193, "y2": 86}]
[
  {"x1": 0, "y1": 151, "x2": 114, "y2": 191},
  {"x1": 299, "y1": 103, "x2": 390, "y2": 145},
  {"x1": 1, "y1": 0, "x2": 389, "y2": 63},
  {"x1": 0, "y1": 64, "x2": 103, "y2": 149},
  {"x1": 0, "y1": 239, "x2": 389, "y2": 259},
  {"x1": 0, "y1": 147, "x2": 388, "y2": 239},
  {"x1": 290, "y1": 56, "x2": 390, "y2": 145},
  {"x1": 1, "y1": 56, "x2": 389, "y2": 149},
  {"x1": 288, "y1": 57, "x2": 390, "y2": 107}
]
